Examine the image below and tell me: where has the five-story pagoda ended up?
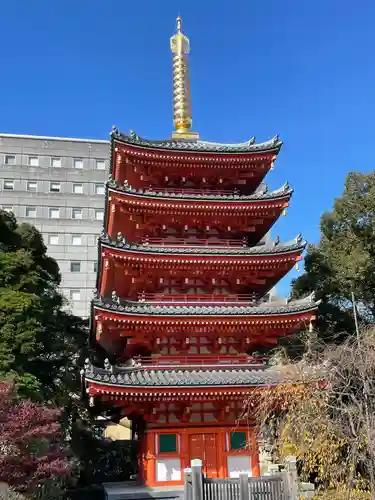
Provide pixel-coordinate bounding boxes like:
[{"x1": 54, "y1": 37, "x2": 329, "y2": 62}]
[{"x1": 84, "y1": 18, "x2": 319, "y2": 486}]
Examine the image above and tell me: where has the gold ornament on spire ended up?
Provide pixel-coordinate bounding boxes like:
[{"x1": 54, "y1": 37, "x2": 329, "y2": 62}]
[{"x1": 170, "y1": 17, "x2": 199, "y2": 139}]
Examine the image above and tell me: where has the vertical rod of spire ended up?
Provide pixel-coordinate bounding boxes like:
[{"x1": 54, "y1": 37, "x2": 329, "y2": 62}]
[{"x1": 170, "y1": 17, "x2": 199, "y2": 139}]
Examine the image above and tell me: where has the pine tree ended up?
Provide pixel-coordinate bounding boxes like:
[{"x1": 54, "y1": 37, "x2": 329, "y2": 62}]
[{"x1": 291, "y1": 171, "x2": 375, "y2": 345}]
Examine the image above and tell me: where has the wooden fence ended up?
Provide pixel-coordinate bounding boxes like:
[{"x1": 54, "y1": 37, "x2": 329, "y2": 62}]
[{"x1": 184, "y1": 462, "x2": 298, "y2": 500}]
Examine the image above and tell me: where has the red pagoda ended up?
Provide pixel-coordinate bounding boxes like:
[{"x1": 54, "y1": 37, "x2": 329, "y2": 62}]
[{"x1": 84, "y1": 17, "x2": 318, "y2": 486}]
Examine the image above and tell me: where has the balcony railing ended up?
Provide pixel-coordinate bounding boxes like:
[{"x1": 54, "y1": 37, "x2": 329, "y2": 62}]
[
  {"x1": 133, "y1": 355, "x2": 266, "y2": 368},
  {"x1": 141, "y1": 237, "x2": 247, "y2": 248},
  {"x1": 137, "y1": 293, "x2": 258, "y2": 304},
  {"x1": 146, "y1": 187, "x2": 237, "y2": 196}
]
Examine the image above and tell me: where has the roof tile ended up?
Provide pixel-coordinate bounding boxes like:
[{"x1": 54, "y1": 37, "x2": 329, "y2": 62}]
[{"x1": 111, "y1": 129, "x2": 283, "y2": 154}]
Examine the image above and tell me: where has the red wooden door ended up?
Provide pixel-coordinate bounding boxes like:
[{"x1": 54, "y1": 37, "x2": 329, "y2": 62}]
[
  {"x1": 204, "y1": 434, "x2": 219, "y2": 478},
  {"x1": 189, "y1": 434, "x2": 205, "y2": 462},
  {"x1": 189, "y1": 434, "x2": 218, "y2": 478}
]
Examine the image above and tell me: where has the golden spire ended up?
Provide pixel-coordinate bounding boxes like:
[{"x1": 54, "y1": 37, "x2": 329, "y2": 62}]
[{"x1": 170, "y1": 17, "x2": 199, "y2": 139}]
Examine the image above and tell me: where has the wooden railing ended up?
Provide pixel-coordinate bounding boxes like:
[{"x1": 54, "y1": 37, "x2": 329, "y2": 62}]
[
  {"x1": 134, "y1": 355, "x2": 266, "y2": 367},
  {"x1": 203, "y1": 476, "x2": 286, "y2": 500},
  {"x1": 141, "y1": 236, "x2": 247, "y2": 247},
  {"x1": 137, "y1": 293, "x2": 257, "y2": 303},
  {"x1": 185, "y1": 463, "x2": 291, "y2": 500}
]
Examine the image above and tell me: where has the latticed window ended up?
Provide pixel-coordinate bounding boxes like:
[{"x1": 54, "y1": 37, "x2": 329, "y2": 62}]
[
  {"x1": 158, "y1": 434, "x2": 177, "y2": 453},
  {"x1": 230, "y1": 432, "x2": 246, "y2": 450}
]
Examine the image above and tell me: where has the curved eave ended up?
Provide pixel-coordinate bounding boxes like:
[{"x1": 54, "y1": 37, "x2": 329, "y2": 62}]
[
  {"x1": 93, "y1": 297, "x2": 320, "y2": 319},
  {"x1": 84, "y1": 381, "x2": 280, "y2": 397},
  {"x1": 107, "y1": 184, "x2": 294, "y2": 206},
  {"x1": 84, "y1": 378, "x2": 280, "y2": 390},
  {"x1": 100, "y1": 238, "x2": 306, "y2": 258},
  {"x1": 111, "y1": 130, "x2": 283, "y2": 156}
]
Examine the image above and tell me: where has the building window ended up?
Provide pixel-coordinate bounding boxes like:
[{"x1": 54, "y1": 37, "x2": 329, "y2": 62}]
[
  {"x1": 72, "y1": 208, "x2": 83, "y2": 219},
  {"x1": 50, "y1": 182, "x2": 61, "y2": 193},
  {"x1": 95, "y1": 209, "x2": 104, "y2": 221},
  {"x1": 51, "y1": 157, "x2": 61, "y2": 168},
  {"x1": 70, "y1": 261, "x2": 81, "y2": 273},
  {"x1": 230, "y1": 432, "x2": 246, "y2": 451},
  {"x1": 2, "y1": 206, "x2": 13, "y2": 213},
  {"x1": 72, "y1": 234, "x2": 82, "y2": 246},
  {"x1": 95, "y1": 184, "x2": 105, "y2": 195},
  {"x1": 158, "y1": 434, "x2": 177, "y2": 454},
  {"x1": 48, "y1": 234, "x2": 59, "y2": 245},
  {"x1": 49, "y1": 207, "x2": 60, "y2": 219},
  {"x1": 73, "y1": 158, "x2": 83, "y2": 169},
  {"x1": 27, "y1": 181, "x2": 38, "y2": 192},
  {"x1": 96, "y1": 160, "x2": 106, "y2": 170},
  {"x1": 70, "y1": 289, "x2": 81, "y2": 301},
  {"x1": 4, "y1": 155, "x2": 16, "y2": 165},
  {"x1": 3, "y1": 180, "x2": 14, "y2": 190},
  {"x1": 26, "y1": 206, "x2": 37, "y2": 218},
  {"x1": 93, "y1": 261, "x2": 98, "y2": 272},
  {"x1": 72, "y1": 183, "x2": 83, "y2": 194},
  {"x1": 28, "y1": 156, "x2": 39, "y2": 167}
]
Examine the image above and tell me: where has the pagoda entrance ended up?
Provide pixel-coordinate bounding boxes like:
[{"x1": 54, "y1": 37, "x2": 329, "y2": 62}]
[
  {"x1": 141, "y1": 425, "x2": 258, "y2": 485},
  {"x1": 189, "y1": 433, "x2": 219, "y2": 478}
]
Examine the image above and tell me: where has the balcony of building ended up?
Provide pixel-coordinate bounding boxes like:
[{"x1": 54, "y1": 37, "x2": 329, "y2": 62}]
[
  {"x1": 131, "y1": 354, "x2": 267, "y2": 369},
  {"x1": 144, "y1": 186, "x2": 240, "y2": 197},
  {"x1": 136, "y1": 292, "x2": 259, "y2": 305},
  {"x1": 141, "y1": 236, "x2": 248, "y2": 248}
]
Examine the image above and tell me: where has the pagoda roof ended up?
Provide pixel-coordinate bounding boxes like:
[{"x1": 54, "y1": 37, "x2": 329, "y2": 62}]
[
  {"x1": 108, "y1": 180, "x2": 293, "y2": 203},
  {"x1": 85, "y1": 364, "x2": 284, "y2": 388},
  {"x1": 100, "y1": 234, "x2": 306, "y2": 257},
  {"x1": 111, "y1": 128, "x2": 283, "y2": 155},
  {"x1": 84, "y1": 360, "x2": 318, "y2": 389},
  {"x1": 93, "y1": 292, "x2": 319, "y2": 317}
]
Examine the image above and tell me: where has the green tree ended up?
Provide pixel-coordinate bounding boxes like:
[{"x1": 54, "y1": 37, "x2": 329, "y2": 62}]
[
  {"x1": 0, "y1": 210, "x2": 88, "y2": 401},
  {"x1": 291, "y1": 171, "x2": 375, "y2": 343},
  {"x1": 252, "y1": 327, "x2": 375, "y2": 498}
]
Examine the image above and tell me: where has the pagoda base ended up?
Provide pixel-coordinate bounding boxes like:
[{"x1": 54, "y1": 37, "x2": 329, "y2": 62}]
[{"x1": 142, "y1": 425, "x2": 260, "y2": 487}]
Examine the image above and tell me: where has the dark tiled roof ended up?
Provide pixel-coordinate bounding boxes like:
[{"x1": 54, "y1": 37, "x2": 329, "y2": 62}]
[
  {"x1": 93, "y1": 293, "x2": 320, "y2": 317},
  {"x1": 110, "y1": 128, "x2": 283, "y2": 154},
  {"x1": 100, "y1": 233, "x2": 306, "y2": 256},
  {"x1": 84, "y1": 361, "x2": 293, "y2": 388},
  {"x1": 108, "y1": 179, "x2": 293, "y2": 202}
]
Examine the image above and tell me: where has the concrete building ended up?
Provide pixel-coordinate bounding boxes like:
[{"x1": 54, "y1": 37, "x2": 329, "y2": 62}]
[{"x1": 0, "y1": 133, "x2": 109, "y2": 317}]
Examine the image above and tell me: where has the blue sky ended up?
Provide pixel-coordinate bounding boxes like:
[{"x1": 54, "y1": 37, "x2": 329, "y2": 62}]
[{"x1": 1, "y1": 1, "x2": 374, "y2": 294}]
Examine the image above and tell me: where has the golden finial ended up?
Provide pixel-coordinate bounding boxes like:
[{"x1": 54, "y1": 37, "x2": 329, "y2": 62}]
[
  {"x1": 176, "y1": 16, "x2": 182, "y2": 33},
  {"x1": 170, "y1": 17, "x2": 199, "y2": 139}
]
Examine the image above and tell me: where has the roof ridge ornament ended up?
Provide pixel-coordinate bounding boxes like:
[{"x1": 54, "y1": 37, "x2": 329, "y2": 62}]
[
  {"x1": 129, "y1": 129, "x2": 139, "y2": 141},
  {"x1": 170, "y1": 17, "x2": 199, "y2": 140},
  {"x1": 111, "y1": 290, "x2": 120, "y2": 304},
  {"x1": 306, "y1": 291, "x2": 315, "y2": 304},
  {"x1": 296, "y1": 233, "x2": 303, "y2": 244},
  {"x1": 110, "y1": 125, "x2": 118, "y2": 136}
]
